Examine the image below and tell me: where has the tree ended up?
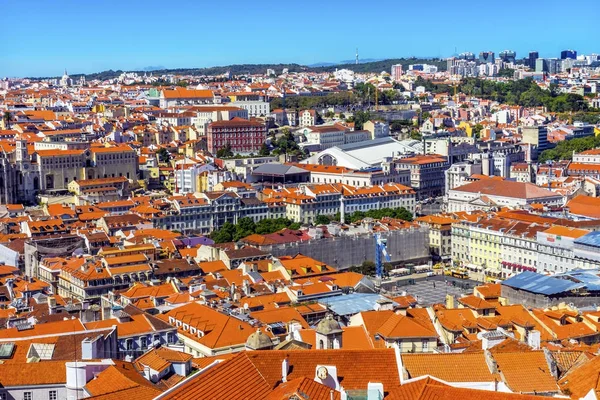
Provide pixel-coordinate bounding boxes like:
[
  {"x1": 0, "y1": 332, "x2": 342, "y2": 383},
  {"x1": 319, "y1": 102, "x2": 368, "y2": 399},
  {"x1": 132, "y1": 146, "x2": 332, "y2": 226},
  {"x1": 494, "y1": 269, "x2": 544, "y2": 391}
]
[
  {"x1": 409, "y1": 130, "x2": 422, "y2": 141},
  {"x1": 289, "y1": 222, "x2": 301, "y2": 230},
  {"x1": 258, "y1": 143, "x2": 270, "y2": 157},
  {"x1": 210, "y1": 222, "x2": 236, "y2": 243},
  {"x1": 272, "y1": 129, "x2": 300, "y2": 156},
  {"x1": 393, "y1": 207, "x2": 413, "y2": 222},
  {"x1": 2, "y1": 111, "x2": 11, "y2": 130},
  {"x1": 314, "y1": 215, "x2": 331, "y2": 225},
  {"x1": 353, "y1": 110, "x2": 371, "y2": 130},
  {"x1": 539, "y1": 135, "x2": 600, "y2": 162},
  {"x1": 390, "y1": 119, "x2": 411, "y2": 132},
  {"x1": 234, "y1": 217, "x2": 256, "y2": 241},
  {"x1": 216, "y1": 143, "x2": 234, "y2": 158},
  {"x1": 156, "y1": 148, "x2": 171, "y2": 163},
  {"x1": 350, "y1": 260, "x2": 376, "y2": 276},
  {"x1": 497, "y1": 68, "x2": 515, "y2": 78}
]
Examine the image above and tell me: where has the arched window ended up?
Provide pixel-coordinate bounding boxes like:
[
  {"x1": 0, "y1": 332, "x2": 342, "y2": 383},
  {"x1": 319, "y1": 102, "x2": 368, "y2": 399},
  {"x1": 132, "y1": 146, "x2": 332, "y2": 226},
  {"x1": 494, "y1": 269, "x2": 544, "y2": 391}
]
[{"x1": 319, "y1": 340, "x2": 324, "y2": 350}]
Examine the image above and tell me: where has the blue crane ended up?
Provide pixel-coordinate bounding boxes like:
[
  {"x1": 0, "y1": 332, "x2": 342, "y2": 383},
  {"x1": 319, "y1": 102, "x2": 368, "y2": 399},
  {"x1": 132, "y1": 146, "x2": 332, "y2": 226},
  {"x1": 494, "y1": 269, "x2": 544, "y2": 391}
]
[{"x1": 375, "y1": 233, "x2": 391, "y2": 280}]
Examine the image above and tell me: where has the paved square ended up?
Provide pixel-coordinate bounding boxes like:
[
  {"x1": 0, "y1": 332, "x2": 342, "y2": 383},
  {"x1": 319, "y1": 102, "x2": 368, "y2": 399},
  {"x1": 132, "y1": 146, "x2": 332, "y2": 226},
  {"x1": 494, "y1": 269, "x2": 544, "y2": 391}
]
[{"x1": 384, "y1": 276, "x2": 478, "y2": 306}]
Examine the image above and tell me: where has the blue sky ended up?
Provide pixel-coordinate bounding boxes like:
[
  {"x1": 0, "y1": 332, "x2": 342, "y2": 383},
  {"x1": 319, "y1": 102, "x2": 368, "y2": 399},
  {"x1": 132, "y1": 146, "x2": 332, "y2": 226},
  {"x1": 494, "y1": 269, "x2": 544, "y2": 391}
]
[{"x1": 2, "y1": 0, "x2": 599, "y2": 77}]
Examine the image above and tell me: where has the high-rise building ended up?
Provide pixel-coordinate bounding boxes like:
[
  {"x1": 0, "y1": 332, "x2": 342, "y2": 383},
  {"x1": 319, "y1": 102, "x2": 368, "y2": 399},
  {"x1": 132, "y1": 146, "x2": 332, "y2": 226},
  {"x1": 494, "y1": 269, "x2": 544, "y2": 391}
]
[
  {"x1": 391, "y1": 64, "x2": 403, "y2": 81},
  {"x1": 458, "y1": 52, "x2": 475, "y2": 61},
  {"x1": 448, "y1": 58, "x2": 478, "y2": 77},
  {"x1": 528, "y1": 51, "x2": 539, "y2": 69},
  {"x1": 478, "y1": 51, "x2": 495, "y2": 64},
  {"x1": 561, "y1": 49, "x2": 577, "y2": 60},
  {"x1": 535, "y1": 58, "x2": 560, "y2": 74},
  {"x1": 499, "y1": 50, "x2": 516, "y2": 63}
]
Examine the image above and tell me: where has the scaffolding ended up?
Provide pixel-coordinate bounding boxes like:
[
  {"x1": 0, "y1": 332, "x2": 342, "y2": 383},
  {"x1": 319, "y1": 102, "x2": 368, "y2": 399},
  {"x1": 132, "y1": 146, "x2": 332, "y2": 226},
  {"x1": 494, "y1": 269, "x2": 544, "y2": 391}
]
[
  {"x1": 263, "y1": 226, "x2": 430, "y2": 270},
  {"x1": 24, "y1": 235, "x2": 85, "y2": 278}
]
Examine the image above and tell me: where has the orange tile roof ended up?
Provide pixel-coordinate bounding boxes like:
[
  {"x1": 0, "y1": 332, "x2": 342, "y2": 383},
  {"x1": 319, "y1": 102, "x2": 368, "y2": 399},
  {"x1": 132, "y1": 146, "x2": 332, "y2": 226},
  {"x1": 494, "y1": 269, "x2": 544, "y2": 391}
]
[
  {"x1": 246, "y1": 349, "x2": 400, "y2": 391},
  {"x1": 198, "y1": 260, "x2": 228, "y2": 274},
  {"x1": 85, "y1": 313, "x2": 165, "y2": 338},
  {"x1": 161, "y1": 351, "x2": 272, "y2": 400},
  {"x1": 250, "y1": 307, "x2": 310, "y2": 329},
  {"x1": 119, "y1": 282, "x2": 177, "y2": 300},
  {"x1": 159, "y1": 302, "x2": 254, "y2": 349},
  {"x1": 558, "y1": 355, "x2": 600, "y2": 398},
  {"x1": 387, "y1": 377, "x2": 545, "y2": 400},
  {"x1": 474, "y1": 283, "x2": 501, "y2": 299},
  {"x1": 134, "y1": 346, "x2": 192, "y2": 373},
  {"x1": 265, "y1": 377, "x2": 341, "y2": 400},
  {"x1": 84, "y1": 360, "x2": 162, "y2": 399},
  {"x1": 377, "y1": 312, "x2": 437, "y2": 339},
  {"x1": 402, "y1": 352, "x2": 496, "y2": 382},
  {"x1": 454, "y1": 179, "x2": 559, "y2": 199},
  {"x1": 0, "y1": 361, "x2": 67, "y2": 386},
  {"x1": 162, "y1": 88, "x2": 214, "y2": 99},
  {"x1": 492, "y1": 351, "x2": 558, "y2": 393},
  {"x1": 566, "y1": 195, "x2": 600, "y2": 219},
  {"x1": 458, "y1": 295, "x2": 497, "y2": 310},
  {"x1": 542, "y1": 225, "x2": 590, "y2": 239},
  {"x1": 0, "y1": 318, "x2": 86, "y2": 339}
]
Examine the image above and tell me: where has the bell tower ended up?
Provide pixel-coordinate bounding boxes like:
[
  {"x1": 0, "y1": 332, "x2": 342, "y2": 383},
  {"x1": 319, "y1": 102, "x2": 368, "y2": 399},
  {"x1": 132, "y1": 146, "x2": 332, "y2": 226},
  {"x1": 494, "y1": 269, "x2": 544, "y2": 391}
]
[{"x1": 15, "y1": 135, "x2": 28, "y2": 164}]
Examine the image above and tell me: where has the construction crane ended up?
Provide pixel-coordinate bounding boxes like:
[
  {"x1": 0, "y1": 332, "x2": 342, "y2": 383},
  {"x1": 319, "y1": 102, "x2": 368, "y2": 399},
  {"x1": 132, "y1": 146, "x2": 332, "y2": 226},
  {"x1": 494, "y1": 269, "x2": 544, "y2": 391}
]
[{"x1": 375, "y1": 233, "x2": 391, "y2": 281}]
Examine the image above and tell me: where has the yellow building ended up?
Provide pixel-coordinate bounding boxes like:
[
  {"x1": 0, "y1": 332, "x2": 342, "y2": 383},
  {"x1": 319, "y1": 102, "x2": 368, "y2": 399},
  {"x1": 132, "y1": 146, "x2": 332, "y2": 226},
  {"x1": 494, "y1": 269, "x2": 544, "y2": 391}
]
[{"x1": 457, "y1": 121, "x2": 473, "y2": 137}]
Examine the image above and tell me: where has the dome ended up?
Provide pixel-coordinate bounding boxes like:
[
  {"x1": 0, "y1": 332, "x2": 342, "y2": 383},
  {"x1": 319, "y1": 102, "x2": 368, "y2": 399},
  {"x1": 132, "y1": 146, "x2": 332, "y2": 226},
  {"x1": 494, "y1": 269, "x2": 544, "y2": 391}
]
[
  {"x1": 245, "y1": 329, "x2": 273, "y2": 350},
  {"x1": 316, "y1": 314, "x2": 342, "y2": 335}
]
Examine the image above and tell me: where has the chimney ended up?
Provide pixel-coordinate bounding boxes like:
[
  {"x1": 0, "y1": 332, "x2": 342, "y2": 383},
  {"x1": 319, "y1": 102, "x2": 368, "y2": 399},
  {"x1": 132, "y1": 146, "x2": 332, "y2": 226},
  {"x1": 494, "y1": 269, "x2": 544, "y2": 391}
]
[
  {"x1": 281, "y1": 357, "x2": 289, "y2": 383},
  {"x1": 47, "y1": 296, "x2": 57, "y2": 314},
  {"x1": 143, "y1": 365, "x2": 151, "y2": 381}
]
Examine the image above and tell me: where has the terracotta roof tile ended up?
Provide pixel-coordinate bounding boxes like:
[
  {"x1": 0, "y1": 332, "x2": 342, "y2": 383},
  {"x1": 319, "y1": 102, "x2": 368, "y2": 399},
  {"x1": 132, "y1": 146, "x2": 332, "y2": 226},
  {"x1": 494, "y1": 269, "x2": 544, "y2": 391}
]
[
  {"x1": 402, "y1": 352, "x2": 495, "y2": 382},
  {"x1": 492, "y1": 351, "x2": 558, "y2": 393}
]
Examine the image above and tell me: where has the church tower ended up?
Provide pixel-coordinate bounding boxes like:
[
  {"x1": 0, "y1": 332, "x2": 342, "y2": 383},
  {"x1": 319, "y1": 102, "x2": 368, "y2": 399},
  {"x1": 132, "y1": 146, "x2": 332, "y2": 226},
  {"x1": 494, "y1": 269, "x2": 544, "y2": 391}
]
[
  {"x1": 315, "y1": 314, "x2": 343, "y2": 349},
  {"x1": 15, "y1": 135, "x2": 28, "y2": 164}
]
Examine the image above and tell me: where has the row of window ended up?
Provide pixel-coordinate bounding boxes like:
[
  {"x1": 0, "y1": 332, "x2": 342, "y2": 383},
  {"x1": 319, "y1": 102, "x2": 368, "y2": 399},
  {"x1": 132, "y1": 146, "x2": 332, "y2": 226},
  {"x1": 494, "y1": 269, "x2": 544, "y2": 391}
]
[{"x1": 0, "y1": 390, "x2": 57, "y2": 400}]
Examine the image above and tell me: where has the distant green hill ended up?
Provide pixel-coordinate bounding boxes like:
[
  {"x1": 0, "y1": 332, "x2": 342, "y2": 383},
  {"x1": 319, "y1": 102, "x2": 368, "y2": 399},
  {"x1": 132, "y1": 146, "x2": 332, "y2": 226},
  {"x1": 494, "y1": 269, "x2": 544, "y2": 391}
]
[
  {"x1": 311, "y1": 58, "x2": 447, "y2": 73},
  {"x1": 32, "y1": 58, "x2": 446, "y2": 80}
]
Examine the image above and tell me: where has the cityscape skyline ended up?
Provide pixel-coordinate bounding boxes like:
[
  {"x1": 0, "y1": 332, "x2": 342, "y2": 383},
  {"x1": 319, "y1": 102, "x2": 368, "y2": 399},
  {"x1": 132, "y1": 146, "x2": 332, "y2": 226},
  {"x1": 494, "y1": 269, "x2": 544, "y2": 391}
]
[
  {"x1": 3, "y1": 0, "x2": 600, "y2": 397},
  {"x1": 2, "y1": 0, "x2": 599, "y2": 77}
]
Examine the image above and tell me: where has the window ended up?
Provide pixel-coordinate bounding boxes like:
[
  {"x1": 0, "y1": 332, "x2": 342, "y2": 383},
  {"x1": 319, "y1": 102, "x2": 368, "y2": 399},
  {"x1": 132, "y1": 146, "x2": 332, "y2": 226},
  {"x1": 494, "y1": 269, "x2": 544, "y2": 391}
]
[
  {"x1": 126, "y1": 339, "x2": 133, "y2": 350},
  {"x1": 140, "y1": 336, "x2": 148, "y2": 349},
  {"x1": 49, "y1": 391, "x2": 57, "y2": 400},
  {"x1": 0, "y1": 393, "x2": 6, "y2": 400},
  {"x1": 24, "y1": 393, "x2": 32, "y2": 400},
  {"x1": 422, "y1": 340, "x2": 429, "y2": 351}
]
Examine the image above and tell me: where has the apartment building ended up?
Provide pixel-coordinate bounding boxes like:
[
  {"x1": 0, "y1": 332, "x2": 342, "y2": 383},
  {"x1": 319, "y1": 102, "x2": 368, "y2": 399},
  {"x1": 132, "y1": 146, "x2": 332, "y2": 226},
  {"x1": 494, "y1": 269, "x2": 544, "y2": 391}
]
[
  {"x1": 363, "y1": 120, "x2": 390, "y2": 139},
  {"x1": 151, "y1": 191, "x2": 272, "y2": 233},
  {"x1": 452, "y1": 217, "x2": 545, "y2": 279},
  {"x1": 34, "y1": 144, "x2": 137, "y2": 191},
  {"x1": 267, "y1": 182, "x2": 415, "y2": 224},
  {"x1": 299, "y1": 109, "x2": 317, "y2": 127},
  {"x1": 301, "y1": 124, "x2": 346, "y2": 150},
  {"x1": 446, "y1": 179, "x2": 564, "y2": 213},
  {"x1": 159, "y1": 88, "x2": 215, "y2": 108},
  {"x1": 189, "y1": 105, "x2": 248, "y2": 135},
  {"x1": 291, "y1": 162, "x2": 411, "y2": 187},
  {"x1": 393, "y1": 154, "x2": 449, "y2": 200},
  {"x1": 206, "y1": 117, "x2": 267, "y2": 154}
]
